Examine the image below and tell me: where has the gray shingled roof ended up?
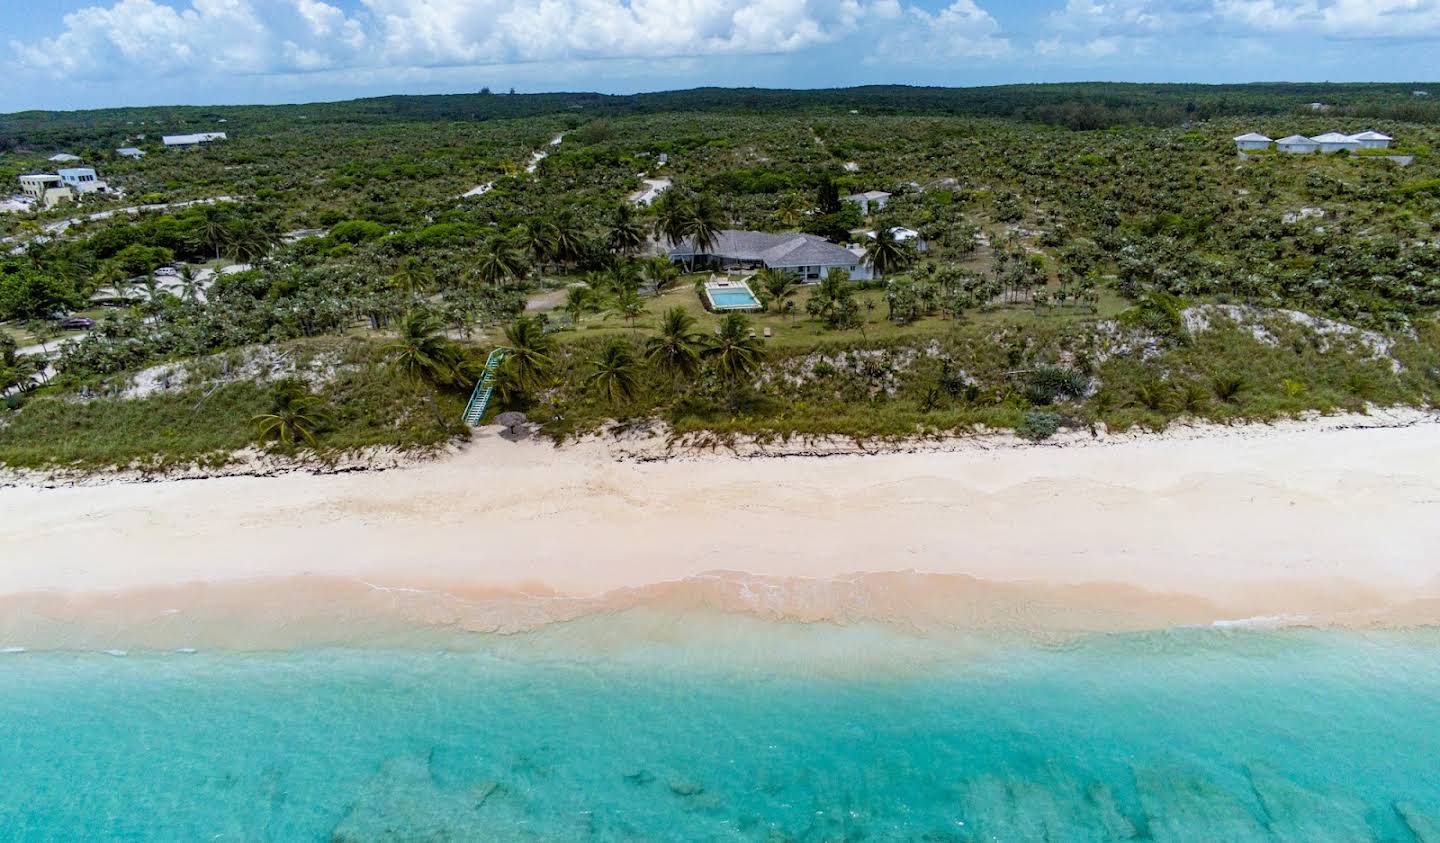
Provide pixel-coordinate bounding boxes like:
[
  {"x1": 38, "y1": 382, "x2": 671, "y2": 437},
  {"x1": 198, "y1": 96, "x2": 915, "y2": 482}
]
[{"x1": 670, "y1": 230, "x2": 858, "y2": 268}]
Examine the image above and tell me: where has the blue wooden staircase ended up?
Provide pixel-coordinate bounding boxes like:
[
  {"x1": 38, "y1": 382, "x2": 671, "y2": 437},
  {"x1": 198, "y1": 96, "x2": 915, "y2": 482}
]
[{"x1": 462, "y1": 348, "x2": 508, "y2": 426}]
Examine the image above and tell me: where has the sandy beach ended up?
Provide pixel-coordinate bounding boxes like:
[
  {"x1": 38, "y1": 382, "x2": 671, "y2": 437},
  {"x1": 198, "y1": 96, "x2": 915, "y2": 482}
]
[{"x1": 3, "y1": 411, "x2": 1439, "y2": 647}]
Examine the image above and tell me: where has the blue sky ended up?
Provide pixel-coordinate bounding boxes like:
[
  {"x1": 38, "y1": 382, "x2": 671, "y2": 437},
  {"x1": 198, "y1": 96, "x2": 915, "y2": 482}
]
[{"x1": 4, "y1": 0, "x2": 1440, "y2": 113}]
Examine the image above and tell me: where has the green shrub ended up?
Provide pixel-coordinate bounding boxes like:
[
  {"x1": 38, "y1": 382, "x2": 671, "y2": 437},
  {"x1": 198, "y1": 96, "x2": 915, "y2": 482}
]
[{"x1": 1018, "y1": 410, "x2": 1063, "y2": 442}]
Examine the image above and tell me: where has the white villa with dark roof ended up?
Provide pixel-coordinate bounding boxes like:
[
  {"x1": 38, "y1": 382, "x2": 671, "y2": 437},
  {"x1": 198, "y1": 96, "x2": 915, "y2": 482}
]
[{"x1": 669, "y1": 230, "x2": 872, "y2": 282}]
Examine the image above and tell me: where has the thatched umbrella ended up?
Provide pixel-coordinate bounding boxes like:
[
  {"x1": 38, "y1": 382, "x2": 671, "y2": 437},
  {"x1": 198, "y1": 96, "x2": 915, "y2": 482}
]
[{"x1": 495, "y1": 411, "x2": 529, "y2": 439}]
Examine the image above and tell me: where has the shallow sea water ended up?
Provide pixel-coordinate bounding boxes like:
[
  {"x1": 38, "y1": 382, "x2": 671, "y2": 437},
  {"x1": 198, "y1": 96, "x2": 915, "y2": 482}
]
[{"x1": 2, "y1": 620, "x2": 1439, "y2": 841}]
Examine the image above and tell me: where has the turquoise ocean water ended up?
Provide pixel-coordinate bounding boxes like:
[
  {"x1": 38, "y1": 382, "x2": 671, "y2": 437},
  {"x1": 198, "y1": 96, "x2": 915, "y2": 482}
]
[{"x1": 3, "y1": 620, "x2": 1440, "y2": 841}]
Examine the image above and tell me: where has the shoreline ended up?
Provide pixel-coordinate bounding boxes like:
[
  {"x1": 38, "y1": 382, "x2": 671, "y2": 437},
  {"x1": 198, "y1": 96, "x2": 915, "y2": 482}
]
[{"x1": 3, "y1": 408, "x2": 1440, "y2": 649}]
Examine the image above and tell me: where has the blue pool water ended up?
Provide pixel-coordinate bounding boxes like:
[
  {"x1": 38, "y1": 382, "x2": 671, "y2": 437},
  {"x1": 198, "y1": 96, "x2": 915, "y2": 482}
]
[
  {"x1": 710, "y1": 288, "x2": 761, "y2": 309},
  {"x1": 3, "y1": 624, "x2": 1440, "y2": 841}
]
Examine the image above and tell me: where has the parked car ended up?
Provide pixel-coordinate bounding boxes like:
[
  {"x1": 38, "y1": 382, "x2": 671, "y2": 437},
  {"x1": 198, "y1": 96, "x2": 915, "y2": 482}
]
[
  {"x1": 154, "y1": 265, "x2": 180, "y2": 277},
  {"x1": 59, "y1": 316, "x2": 95, "y2": 330}
]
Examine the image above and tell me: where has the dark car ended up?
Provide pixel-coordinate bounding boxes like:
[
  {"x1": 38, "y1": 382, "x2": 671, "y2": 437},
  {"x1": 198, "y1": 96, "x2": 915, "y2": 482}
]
[{"x1": 59, "y1": 316, "x2": 95, "y2": 330}]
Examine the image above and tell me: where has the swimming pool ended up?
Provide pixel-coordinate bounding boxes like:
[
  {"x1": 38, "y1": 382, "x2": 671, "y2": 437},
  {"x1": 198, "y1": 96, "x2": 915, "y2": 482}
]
[{"x1": 707, "y1": 285, "x2": 762, "y2": 311}]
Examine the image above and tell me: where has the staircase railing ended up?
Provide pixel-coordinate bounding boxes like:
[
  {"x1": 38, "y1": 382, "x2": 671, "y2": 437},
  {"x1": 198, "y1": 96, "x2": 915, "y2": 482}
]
[{"x1": 462, "y1": 348, "x2": 509, "y2": 426}]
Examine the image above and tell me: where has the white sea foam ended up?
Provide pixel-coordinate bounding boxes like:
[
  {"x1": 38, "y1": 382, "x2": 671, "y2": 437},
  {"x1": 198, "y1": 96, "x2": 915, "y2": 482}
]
[
  {"x1": 1, "y1": 646, "x2": 26, "y2": 654},
  {"x1": 1211, "y1": 614, "x2": 1310, "y2": 629},
  {"x1": 103, "y1": 649, "x2": 128, "y2": 657}
]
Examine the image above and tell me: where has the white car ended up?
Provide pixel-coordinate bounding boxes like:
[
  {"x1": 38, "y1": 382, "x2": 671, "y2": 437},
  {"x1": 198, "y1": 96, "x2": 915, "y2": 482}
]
[{"x1": 154, "y1": 266, "x2": 180, "y2": 277}]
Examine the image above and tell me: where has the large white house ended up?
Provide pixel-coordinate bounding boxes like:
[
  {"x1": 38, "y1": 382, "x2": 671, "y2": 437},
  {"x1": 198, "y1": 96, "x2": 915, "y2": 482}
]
[
  {"x1": 163, "y1": 132, "x2": 228, "y2": 148},
  {"x1": 1276, "y1": 135, "x2": 1321, "y2": 154},
  {"x1": 1233, "y1": 132, "x2": 1273, "y2": 151},
  {"x1": 669, "y1": 230, "x2": 871, "y2": 282},
  {"x1": 1311, "y1": 132, "x2": 1363, "y2": 154},
  {"x1": 58, "y1": 167, "x2": 109, "y2": 194},
  {"x1": 18, "y1": 174, "x2": 74, "y2": 209}
]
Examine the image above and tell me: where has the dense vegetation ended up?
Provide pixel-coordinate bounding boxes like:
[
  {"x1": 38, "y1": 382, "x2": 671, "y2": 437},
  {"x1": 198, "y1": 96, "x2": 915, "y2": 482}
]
[{"x1": 2, "y1": 82, "x2": 1438, "y2": 470}]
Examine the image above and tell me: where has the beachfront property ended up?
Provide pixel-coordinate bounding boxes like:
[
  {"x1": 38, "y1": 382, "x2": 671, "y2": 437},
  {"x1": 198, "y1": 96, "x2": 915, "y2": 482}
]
[
  {"x1": 58, "y1": 167, "x2": 108, "y2": 194},
  {"x1": 115, "y1": 147, "x2": 146, "y2": 158},
  {"x1": 703, "y1": 278, "x2": 764, "y2": 312},
  {"x1": 163, "y1": 132, "x2": 228, "y2": 149},
  {"x1": 669, "y1": 230, "x2": 872, "y2": 282},
  {"x1": 1232, "y1": 132, "x2": 1274, "y2": 151},
  {"x1": 845, "y1": 190, "x2": 891, "y2": 215}
]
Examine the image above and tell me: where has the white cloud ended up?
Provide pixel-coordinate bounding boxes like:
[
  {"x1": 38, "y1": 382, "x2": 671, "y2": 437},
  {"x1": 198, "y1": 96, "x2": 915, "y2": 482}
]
[
  {"x1": 872, "y1": 0, "x2": 1011, "y2": 62},
  {"x1": 1046, "y1": 0, "x2": 1440, "y2": 41}
]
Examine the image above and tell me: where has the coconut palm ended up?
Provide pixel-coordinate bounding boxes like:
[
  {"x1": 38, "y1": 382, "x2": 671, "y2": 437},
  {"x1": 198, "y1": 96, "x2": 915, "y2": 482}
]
[
  {"x1": 640, "y1": 257, "x2": 681, "y2": 296},
  {"x1": 586, "y1": 339, "x2": 640, "y2": 405},
  {"x1": 383, "y1": 309, "x2": 467, "y2": 423},
  {"x1": 645, "y1": 306, "x2": 702, "y2": 383},
  {"x1": 251, "y1": 378, "x2": 329, "y2": 449},
  {"x1": 475, "y1": 236, "x2": 527, "y2": 287},
  {"x1": 196, "y1": 212, "x2": 233, "y2": 260},
  {"x1": 178, "y1": 264, "x2": 204, "y2": 303},
  {"x1": 683, "y1": 194, "x2": 724, "y2": 261},
  {"x1": 652, "y1": 189, "x2": 689, "y2": 248},
  {"x1": 775, "y1": 193, "x2": 808, "y2": 229},
  {"x1": 755, "y1": 268, "x2": 798, "y2": 312},
  {"x1": 606, "y1": 203, "x2": 646, "y2": 256},
  {"x1": 614, "y1": 287, "x2": 646, "y2": 328},
  {"x1": 501, "y1": 315, "x2": 554, "y2": 390},
  {"x1": 564, "y1": 286, "x2": 593, "y2": 325},
  {"x1": 864, "y1": 227, "x2": 913, "y2": 279},
  {"x1": 550, "y1": 210, "x2": 587, "y2": 269},
  {"x1": 390, "y1": 257, "x2": 434, "y2": 298},
  {"x1": 703, "y1": 313, "x2": 766, "y2": 409},
  {"x1": 520, "y1": 218, "x2": 557, "y2": 273}
]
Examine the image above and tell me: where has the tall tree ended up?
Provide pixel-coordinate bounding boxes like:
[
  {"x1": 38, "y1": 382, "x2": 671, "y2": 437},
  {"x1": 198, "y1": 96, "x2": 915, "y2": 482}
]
[
  {"x1": 383, "y1": 309, "x2": 466, "y2": 424},
  {"x1": 864, "y1": 228, "x2": 913, "y2": 280},
  {"x1": 703, "y1": 312, "x2": 766, "y2": 409},
  {"x1": 606, "y1": 203, "x2": 646, "y2": 256},
  {"x1": 652, "y1": 189, "x2": 689, "y2": 249},
  {"x1": 475, "y1": 236, "x2": 527, "y2": 287},
  {"x1": 586, "y1": 339, "x2": 640, "y2": 405},
  {"x1": 644, "y1": 306, "x2": 702, "y2": 383},
  {"x1": 501, "y1": 315, "x2": 554, "y2": 390}
]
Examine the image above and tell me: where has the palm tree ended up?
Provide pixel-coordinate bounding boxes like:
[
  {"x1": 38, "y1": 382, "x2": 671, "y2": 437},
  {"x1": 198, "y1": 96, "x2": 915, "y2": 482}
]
[
  {"x1": 614, "y1": 287, "x2": 646, "y2": 328},
  {"x1": 652, "y1": 189, "x2": 689, "y2": 249},
  {"x1": 564, "y1": 286, "x2": 593, "y2": 325},
  {"x1": 775, "y1": 192, "x2": 808, "y2": 229},
  {"x1": 475, "y1": 236, "x2": 527, "y2": 287},
  {"x1": 383, "y1": 310, "x2": 466, "y2": 424},
  {"x1": 550, "y1": 210, "x2": 587, "y2": 269},
  {"x1": 703, "y1": 312, "x2": 765, "y2": 410},
  {"x1": 864, "y1": 227, "x2": 913, "y2": 280},
  {"x1": 645, "y1": 306, "x2": 702, "y2": 383},
  {"x1": 178, "y1": 264, "x2": 204, "y2": 303},
  {"x1": 252, "y1": 379, "x2": 329, "y2": 449},
  {"x1": 640, "y1": 257, "x2": 681, "y2": 296},
  {"x1": 607, "y1": 203, "x2": 646, "y2": 256},
  {"x1": 586, "y1": 339, "x2": 640, "y2": 405},
  {"x1": 520, "y1": 218, "x2": 557, "y2": 273},
  {"x1": 390, "y1": 257, "x2": 434, "y2": 298},
  {"x1": 197, "y1": 212, "x2": 233, "y2": 260},
  {"x1": 502, "y1": 315, "x2": 554, "y2": 391},
  {"x1": 756, "y1": 268, "x2": 798, "y2": 312},
  {"x1": 682, "y1": 194, "x2": 724, "y2": 264}
]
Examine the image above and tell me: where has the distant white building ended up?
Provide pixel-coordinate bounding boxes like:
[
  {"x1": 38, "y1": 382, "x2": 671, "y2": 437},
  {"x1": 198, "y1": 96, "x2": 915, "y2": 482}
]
[
  {"x1": 1276, "y1": 135, "x2": 1321, "y2": 154},
  {"x1": 844, "y1": 190, "x2": 891, "y2": 215},
  {"x1": 163, "y1": 132, "x2": 228, "y2": 148},
  {"x1": 57, "y1": 167, "x2": 108, "y2": 195},
  {"x1": 1312, "y1": 132, "x2": 1362, "y2": 154},
  {"x1": 1348, "y1": 130, "x2": 1393, "y2": 149},
  {"x1": 1308, "y1": 102, "x2": 1332, "y2": 112},
  {"x1": 866, "y1": 227, "x2": 929, "y2": 253},
  {"x1": 115, "y1": 147, "x2": 146, "y2": 158},
  {"x1": 1415, "y1": 91, "x2": 1430, "y2": 97},
  {"x1": 48, "y1": 153, "x2": 81, "y2": 163},
  {"x1": 1233, "y1": 132, "x2": 1273, "y2": 151}
]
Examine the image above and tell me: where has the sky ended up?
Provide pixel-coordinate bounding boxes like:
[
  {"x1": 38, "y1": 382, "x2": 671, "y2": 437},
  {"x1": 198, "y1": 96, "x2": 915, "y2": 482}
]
[{"x1": 3, "y1": 0, "x2": 1440, "y2": 113}]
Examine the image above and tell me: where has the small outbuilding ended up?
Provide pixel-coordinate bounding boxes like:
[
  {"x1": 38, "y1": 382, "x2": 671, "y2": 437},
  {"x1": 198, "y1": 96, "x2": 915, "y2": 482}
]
[
  {"x1": 163, "y1": 132, "x2": 228, "y2": 148},
  {"x1": 1276, "y1": 135, "x2": 1320, "y2": 154},
  {"x1": 115, "y1": 147, "x2": 146, "y2": 158},
  {"x1": 48, "y1": 153, "x2": 81, "y2": 163},
  {"x1": 1233, "y1": 132, "x2": 1273, "y2": 151},
  {"x1": 1312, "y1": 132, "x2": 1362, "y2": 154}
]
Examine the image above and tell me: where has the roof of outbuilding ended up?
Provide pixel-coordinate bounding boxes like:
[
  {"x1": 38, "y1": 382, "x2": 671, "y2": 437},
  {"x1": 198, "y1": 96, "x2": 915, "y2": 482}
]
[
  {"x1": 1233, "y1": 133, "x2": 1273, "y2": 142},
  {"x1": 670, "y1": 230, "x2": 860, "y2": 268},
  {"x1": 1311, "y1": 132, "x2": 1360, "y2": 143},
  {"x1": 1276, "y1": 135, "x2": 1318, "y2": 144},
  {"x1": 1349, "y1": 130, "x2": 1393, "y2": 141}
]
